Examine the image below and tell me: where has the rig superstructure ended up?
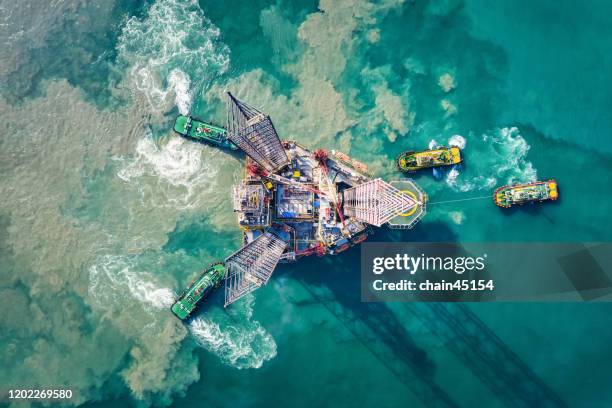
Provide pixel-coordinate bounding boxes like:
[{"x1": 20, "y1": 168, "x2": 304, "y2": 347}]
[{"x1": 171, "y1": 93, "x2": 426, "y2": 317}]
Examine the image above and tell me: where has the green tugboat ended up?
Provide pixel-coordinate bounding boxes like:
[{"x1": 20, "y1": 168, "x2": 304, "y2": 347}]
[
  {"x1": 397, "y1": 146, "x2": 462, "y2": 172},
  {"x1": 171, "y1": 262, "x2": 226, "y2": 320},
  {"x1": 494, "y1": 180, "x2": 559, "y2": 208},
  {"x1": 173, "y1": 115, "x2": 238, "y2": 150}
]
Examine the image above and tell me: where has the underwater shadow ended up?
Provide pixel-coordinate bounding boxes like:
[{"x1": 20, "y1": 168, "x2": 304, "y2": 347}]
[
  {"x1": 286, "y1": 220, "x2": 567, "y2": 407},
  {"x1": 284, "y1": 222, "x2": 463, "y2": 407}
]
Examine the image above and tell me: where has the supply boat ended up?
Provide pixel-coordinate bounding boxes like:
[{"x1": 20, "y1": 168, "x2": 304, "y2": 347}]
[
  {"x1": 494, "y1": 180, "x2": 559, "y2": 208},
  {"x1": 397, "y1": 146, "x2": 462, "y2": 172},
  {"x1": 171, "y1": 262, "x2": 226, "y2": 320},
  {"x1": 173, "y1": 115, "x2": 238, "y2": 150}
]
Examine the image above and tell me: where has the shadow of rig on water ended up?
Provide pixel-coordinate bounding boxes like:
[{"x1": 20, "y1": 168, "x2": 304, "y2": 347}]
[{"x1": 287, "y1": 224, "x2": 568, "y2": 408}]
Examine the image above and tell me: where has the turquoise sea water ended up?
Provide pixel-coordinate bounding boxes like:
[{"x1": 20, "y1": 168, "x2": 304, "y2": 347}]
[{"x1": 1, "y1": 0, "x2": 612, "y2": 406}]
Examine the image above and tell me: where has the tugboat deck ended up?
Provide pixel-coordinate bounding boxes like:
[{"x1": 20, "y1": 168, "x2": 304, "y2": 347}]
[{"x1": 494, "y1": 180, "x2": 558, "y2": 208}]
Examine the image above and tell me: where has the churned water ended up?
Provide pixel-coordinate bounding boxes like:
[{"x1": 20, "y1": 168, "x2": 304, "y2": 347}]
[{"x1": 1, "y1": 0, "x2": 611, "y2": 406}]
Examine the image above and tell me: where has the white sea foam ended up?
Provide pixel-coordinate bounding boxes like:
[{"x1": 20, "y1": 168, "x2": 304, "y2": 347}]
[
  {"x1": 116, "y1": 0, "x2": 229, "y2": 114},
  {"x1": 445, "y1": 127, "x2": 536, "y2": 192},
  {"x1": 446, "y1": 170, "x2": 497, "y2": 192},
  {"x1": 189, "y1": 296, "x2": 277, "y2": 369},
  {"x1": 168, "y1": 69, "x2": 192, "y2": 115},
  {"x1": 490, "y1": 127, "x2": 537, "y2": 184},
  {"x1": 89, "y1": 255, "x2": 175, "y2": 312},
  {"x1": 117, "y1": 134, "x2": 219, "y2": 209},
  {"x1": 126, "y1": 276, "x2": 175, "y2": 310},
  {"x1": 429, "y1": 135, "x2": 465, "y2": 150},
  {"x1": 128, "y1": 66, "x2": 193, "y2": 114},
  {"x1": 446, "y1": 167, "x2": 460, "y2": 185},
  {"x1": 120, "y1": 136, "x2": 203, "y2": 184},
  {"x1": 448, "y1": 134, "x2": 466, "y2": 149}
]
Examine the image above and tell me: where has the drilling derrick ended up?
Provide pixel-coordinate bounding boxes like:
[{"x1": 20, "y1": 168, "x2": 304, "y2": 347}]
[
  {"x1": 226, "y1": 92, "x2": 290, "y2": 172},
  {"x1": 341, "y1": 178, "x2": 420, "y2": 227},
  {"x1": 172, "y1": 93, "x2": 429, "y2": 317},
  {"x1": 224, "y1": 231, "x2": 288, "y2": 307}
]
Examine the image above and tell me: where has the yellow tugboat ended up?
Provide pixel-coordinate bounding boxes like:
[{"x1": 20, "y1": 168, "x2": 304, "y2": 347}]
[
  {"x1": 494, "y1": 180, "x2": 559, "y2": 208},
  {"x1": 397, "y1": 146, "x2": 462, "y2": 172}
]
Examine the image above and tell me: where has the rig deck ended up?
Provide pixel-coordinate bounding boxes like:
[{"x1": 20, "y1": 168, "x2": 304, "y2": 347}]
[
  {"x1": 232, "y1": 139, "x2": 427, "y2": 265},
  {"x1": 172, "y1": 93, "x2": 427, "y2": 310}
]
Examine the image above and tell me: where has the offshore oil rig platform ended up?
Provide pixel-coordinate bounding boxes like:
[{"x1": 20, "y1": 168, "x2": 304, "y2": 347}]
[
  {"x1": 167, "y1": 93, "x2": 569, "y2": 408},
  {"x1": 171, "y1": 93, "x2": 426, "y2": 319}
]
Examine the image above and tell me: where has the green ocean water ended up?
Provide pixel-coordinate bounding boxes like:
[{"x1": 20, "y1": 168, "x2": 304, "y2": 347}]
[{"x1": 1, "y1": 0, "x2": 612, "y2": 407}]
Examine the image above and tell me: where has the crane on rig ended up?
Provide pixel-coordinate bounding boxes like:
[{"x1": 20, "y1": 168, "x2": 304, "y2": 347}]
[{"x1": 171, "y1": 92, "x2": 427, "y2": 317}]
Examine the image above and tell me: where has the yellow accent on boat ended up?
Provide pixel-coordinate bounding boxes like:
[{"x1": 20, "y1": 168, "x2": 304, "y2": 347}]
[
  {"x1": 265, "y1": 181, "x2": 273, "y2": 190},
  {"x1": 450, "y1": 147, "x2": 462, "y2": 164},
  {"x1": 411, "y1": 148, "x2": 460, "y2": 164},
  {"x1": 548, "y1": 181, "x2": 558, "y2": 199},
  {"x1": 293, "y1": 170, "x2": 301, "y2": 178}
]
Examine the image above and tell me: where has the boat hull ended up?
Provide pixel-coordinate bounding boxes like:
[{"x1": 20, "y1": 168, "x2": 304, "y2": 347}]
[
  {"x1": 171, "y1": 262, "x2": 226, "y2": 320},
  {"x1": 173, "y1": 115, "x2": 238, "y2": 150},
  {"x1": 494, "y1": 180, "x2": 559, "y2": 208},
  {"x1": 397, "y1": 146, "x2": 462, "y2": 172}
]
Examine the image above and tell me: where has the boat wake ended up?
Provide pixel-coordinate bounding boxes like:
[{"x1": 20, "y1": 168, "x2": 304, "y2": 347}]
[
  {"x1": 428, "y1": 134, "x2": 466, "y2": 150},
  {"x1": 448, "y1": 134, "x2": 467, "y2": 149},
  {"x1": 189, "y1": 295, "x2": 277, "y2": 369},
  {"x1": 445, "y1": 127, "x2": 537, "y2": 192},
  {"x1": 117, "y1": 133, "x2": 221, "y2": 210},
  {"x1": 487, "y1": 127, "x2": 537, "y2": 183},
  {"x1": 116, "y1": 0, "x2": 229, "y2": 115},
  {"x1": 168, "y1": 70, "x2": 192, "y2": 115},
  {"x1": 89, "y1": 254, "x2": 175, "y2": 314}
]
